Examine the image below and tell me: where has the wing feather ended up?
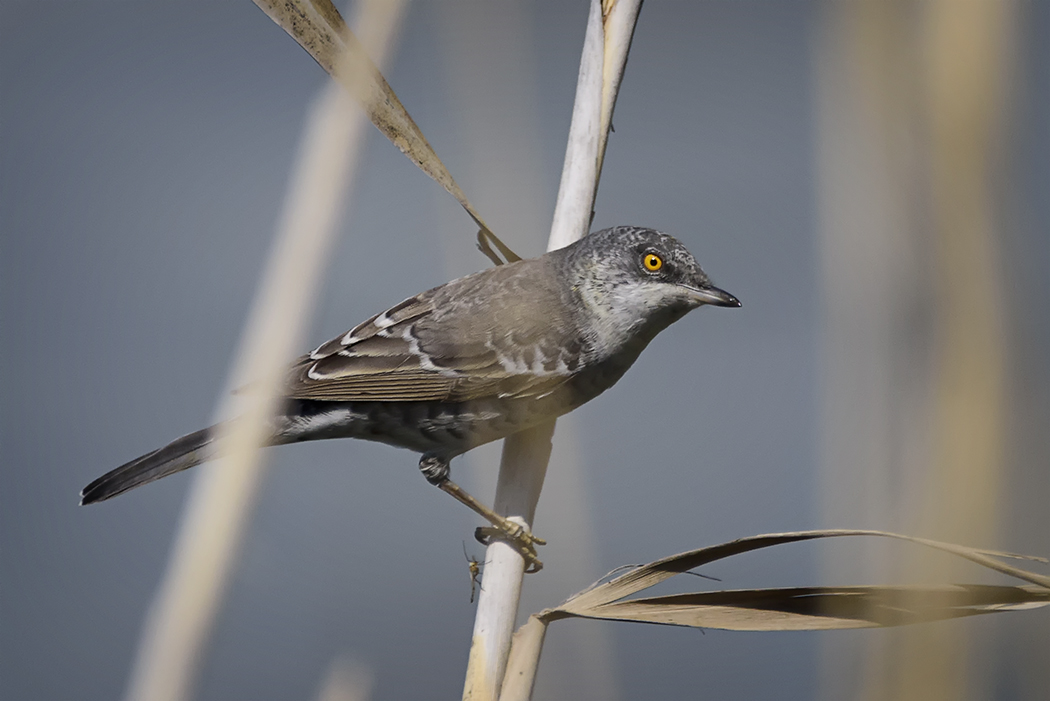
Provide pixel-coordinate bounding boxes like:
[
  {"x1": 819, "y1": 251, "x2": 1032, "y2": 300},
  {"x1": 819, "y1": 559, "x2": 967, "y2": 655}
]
[{"x1": 285, "y1": 269, "x2": 577, "y2": 404}]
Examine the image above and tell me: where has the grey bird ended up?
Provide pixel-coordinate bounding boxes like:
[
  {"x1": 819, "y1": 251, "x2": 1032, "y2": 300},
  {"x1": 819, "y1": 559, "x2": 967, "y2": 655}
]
[{"x1": 81, "y1": 226, "x2": 739, "y2": 569}]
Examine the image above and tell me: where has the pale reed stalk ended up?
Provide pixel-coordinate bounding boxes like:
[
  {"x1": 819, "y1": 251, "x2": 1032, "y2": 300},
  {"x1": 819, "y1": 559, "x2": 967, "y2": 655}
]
[
  {"x1": 815, "y1": 1, "x2": 1014, "y2": 698},
  {"x1": 123, "y1": 3, "x2": 406, "y2": 699},
  {"x1": 462, "y1": 1, "x2": 642, "y2": 699}
]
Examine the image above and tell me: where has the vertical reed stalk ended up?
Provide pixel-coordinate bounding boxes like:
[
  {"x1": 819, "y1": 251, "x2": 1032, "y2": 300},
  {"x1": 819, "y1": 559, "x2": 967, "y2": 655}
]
[{"x1": 462, "y1": 1, "x2": 642, "y2": 698}]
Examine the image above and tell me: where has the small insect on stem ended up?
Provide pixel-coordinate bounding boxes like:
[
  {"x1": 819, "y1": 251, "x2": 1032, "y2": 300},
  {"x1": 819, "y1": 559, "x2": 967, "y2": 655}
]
[{"x1": 463, "y1": 542, "x2": 484, "y2": 603}]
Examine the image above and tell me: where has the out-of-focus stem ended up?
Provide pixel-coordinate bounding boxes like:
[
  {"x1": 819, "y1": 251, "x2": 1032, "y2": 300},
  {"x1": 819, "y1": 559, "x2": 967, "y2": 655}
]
[{"x1": 123, "y1": 4, "x2": 406, "y2": 700}]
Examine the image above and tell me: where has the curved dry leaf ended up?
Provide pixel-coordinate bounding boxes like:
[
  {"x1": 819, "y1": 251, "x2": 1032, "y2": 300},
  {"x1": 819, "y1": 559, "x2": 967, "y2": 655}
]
[
  {"x1": 547, "y1": 584, "x2": 1049, "y2": 632},
  {"x1": 252, "y1": 0, "x2": 520, "y2": 265},
  {"x1": 540, "y1": 530, "x2": 1049, "y2": 632}
]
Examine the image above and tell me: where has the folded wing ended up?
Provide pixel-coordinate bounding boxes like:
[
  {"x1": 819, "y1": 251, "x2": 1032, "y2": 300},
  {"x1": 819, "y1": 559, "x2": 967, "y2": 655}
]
[{"x1": 286, "y1": 267, "x2": 579, "y2": 404}]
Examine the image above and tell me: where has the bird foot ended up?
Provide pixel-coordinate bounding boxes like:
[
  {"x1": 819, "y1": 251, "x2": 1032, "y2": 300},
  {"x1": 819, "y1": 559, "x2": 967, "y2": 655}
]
[
  {"x1": 422, "y1": 454, "x2": 546, "y2": 572},
  {"x1": 475, "y1": 524, "x2": 545, "y2": 574}
]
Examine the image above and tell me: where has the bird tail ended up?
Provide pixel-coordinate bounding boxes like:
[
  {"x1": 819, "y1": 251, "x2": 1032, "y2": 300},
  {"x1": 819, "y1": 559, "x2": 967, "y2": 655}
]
[{"x1": 80, "y1": 427, "x2": 216, "y2": 505}]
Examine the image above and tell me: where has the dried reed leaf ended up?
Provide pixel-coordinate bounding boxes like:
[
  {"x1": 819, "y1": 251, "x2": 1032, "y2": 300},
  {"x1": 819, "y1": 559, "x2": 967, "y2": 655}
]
[
  {"x1": 252, "y1": 0, "x2": 520, "y2": 265},
  {"x1": 541, "y1": 530, "x2": 1049, "y2": 632},
  {"x1": 552, "y1": 584, "x2": 1049, "y2": 632}
]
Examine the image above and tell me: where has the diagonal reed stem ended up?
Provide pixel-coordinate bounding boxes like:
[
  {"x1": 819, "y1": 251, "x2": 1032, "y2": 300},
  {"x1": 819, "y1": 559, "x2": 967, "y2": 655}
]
[{"x1": 123, "y1": 4, "x2": 407, "y2": 700}]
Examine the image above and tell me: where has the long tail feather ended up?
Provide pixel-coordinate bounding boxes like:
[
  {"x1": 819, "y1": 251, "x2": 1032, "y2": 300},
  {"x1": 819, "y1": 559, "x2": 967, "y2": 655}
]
[{"x1": 81, "y1": 428, "x2": 215, "y2": 505}]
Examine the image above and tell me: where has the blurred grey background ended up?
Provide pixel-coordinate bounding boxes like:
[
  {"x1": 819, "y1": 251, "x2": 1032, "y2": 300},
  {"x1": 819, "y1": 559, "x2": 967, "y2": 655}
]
[{"x1": 1, "y1": 1, "x2": 1047, "y2": 700}]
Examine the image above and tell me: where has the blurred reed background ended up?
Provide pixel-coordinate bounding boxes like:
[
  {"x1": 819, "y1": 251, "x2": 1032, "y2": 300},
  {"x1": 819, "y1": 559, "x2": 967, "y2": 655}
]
[
  {"x1": 816, "y1": 1, "x2": 1049, "y2": 699},
  {"x1": 1, "y1": 2, "x2": 1047, "y2": 700}
]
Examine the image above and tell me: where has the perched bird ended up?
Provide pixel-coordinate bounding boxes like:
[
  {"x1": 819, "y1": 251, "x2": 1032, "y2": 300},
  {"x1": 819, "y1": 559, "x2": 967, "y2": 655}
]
[{"x1": 81, "y1": 226, "x2": 739, "y2": 568}]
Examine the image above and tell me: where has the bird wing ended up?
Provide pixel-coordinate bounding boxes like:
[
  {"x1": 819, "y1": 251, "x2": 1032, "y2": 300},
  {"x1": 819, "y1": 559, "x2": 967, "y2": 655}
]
[{"x1": 285, "y1": 270, "x2": 579, "y2": 403}]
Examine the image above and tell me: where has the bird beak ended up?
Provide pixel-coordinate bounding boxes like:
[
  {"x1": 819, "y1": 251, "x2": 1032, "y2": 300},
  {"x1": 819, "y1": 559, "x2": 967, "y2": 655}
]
[{"x1": 684, "y1": 284, "x2": 741, "y2": 308}]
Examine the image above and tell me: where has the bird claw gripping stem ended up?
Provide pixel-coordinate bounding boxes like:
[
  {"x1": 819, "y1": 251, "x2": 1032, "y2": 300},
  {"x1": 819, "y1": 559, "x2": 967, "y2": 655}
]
[
  {"x1": 419, "y1": 453, "x2": 546, "y2": 572},
  {"x1": 436, "y1": 476, "x2": 546, "y2": 573},
  {"x1": 475, "y1": 525, "x2": 545, "y2": 574}
]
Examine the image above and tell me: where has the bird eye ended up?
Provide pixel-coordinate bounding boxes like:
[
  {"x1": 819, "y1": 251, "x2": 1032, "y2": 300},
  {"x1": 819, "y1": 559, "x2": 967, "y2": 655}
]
[{"x1": 643, "y1": 253, "x2": 663, "y2": 272}]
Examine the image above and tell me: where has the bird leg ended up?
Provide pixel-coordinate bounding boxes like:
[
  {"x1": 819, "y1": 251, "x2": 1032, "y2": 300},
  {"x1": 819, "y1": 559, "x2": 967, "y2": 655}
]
[{"x1": 419, "y1": 454, "x2": 545, "y2": 572}]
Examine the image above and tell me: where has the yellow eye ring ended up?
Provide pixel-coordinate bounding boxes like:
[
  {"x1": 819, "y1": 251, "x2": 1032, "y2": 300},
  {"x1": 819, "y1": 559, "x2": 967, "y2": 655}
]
[{"x1": 643, "y1": 253, "x2": 663, "y2": 272}]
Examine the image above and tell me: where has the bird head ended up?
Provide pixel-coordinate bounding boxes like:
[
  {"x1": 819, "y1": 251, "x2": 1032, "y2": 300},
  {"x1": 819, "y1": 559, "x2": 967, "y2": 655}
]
[{"x1": 561, "y1": 226, "x2": 740, "y2": 353}]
